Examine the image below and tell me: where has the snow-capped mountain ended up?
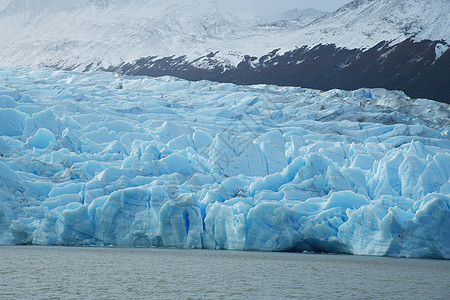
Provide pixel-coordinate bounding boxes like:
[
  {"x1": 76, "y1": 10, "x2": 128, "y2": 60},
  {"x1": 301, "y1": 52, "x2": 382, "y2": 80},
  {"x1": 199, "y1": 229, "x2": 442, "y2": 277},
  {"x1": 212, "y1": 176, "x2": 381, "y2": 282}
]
[
  {"x1": 260, "y1": 8, "x2": 328, "y2": 28},
  {"x1": 274, "y1": 0, "x2": 450, "y2": 50},
  {"x1": 0, "y1": 0, "x2": 257, "y2": 67},
  {"x1": 0, "y1": 0, "x2": 449, "y2": 102}
]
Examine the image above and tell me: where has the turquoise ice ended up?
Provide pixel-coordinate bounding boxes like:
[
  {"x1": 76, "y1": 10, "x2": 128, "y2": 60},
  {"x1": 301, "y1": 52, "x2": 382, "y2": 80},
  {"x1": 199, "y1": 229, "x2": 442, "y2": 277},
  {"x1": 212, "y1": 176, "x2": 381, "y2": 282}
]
[{"x1": 0, "y1": 68, "x2": 449, "y2": 258}]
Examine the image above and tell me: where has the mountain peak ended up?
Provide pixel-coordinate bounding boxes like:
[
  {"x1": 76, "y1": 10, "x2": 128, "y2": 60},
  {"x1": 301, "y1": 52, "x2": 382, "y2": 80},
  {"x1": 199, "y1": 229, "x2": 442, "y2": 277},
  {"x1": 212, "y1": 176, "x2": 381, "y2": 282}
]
[{"x1": 264, "y1": 8, "x2": 328, "y2": 24}]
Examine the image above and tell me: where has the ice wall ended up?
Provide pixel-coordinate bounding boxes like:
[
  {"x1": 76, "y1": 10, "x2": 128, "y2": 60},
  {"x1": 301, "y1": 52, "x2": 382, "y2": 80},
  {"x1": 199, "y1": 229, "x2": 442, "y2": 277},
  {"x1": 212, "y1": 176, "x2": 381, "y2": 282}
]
[{"x1": 0, "y1": 68, "x2": 449, "y2": 258}]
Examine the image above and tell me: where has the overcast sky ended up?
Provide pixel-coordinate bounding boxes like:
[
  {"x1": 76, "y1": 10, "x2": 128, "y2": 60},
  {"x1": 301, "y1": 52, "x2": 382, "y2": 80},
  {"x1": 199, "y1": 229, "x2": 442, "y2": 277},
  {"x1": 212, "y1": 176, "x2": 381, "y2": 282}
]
[{"x1": 0, "y1": 0, "x2": 352, "y2": 16}]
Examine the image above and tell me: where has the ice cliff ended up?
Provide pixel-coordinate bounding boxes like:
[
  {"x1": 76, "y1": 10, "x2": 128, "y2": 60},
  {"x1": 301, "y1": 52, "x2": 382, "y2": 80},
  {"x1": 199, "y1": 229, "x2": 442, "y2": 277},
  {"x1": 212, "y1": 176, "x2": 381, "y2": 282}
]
[{"x1": 0, "y1": 68, "x2": 449, "y2": 258}]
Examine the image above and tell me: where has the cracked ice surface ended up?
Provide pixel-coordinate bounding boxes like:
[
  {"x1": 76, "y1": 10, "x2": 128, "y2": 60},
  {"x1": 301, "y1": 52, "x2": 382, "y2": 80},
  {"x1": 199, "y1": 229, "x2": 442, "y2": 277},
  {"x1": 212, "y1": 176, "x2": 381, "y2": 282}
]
[{"x1": 0, "y1": 68, "x2": 449, "y2": 258}]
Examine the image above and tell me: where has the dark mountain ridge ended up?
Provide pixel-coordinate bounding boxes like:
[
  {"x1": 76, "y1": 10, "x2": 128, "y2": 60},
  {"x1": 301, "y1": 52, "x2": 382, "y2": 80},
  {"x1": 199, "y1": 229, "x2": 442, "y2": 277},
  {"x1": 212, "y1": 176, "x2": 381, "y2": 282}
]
[{"x1": 113, "y1": 38, "x2": 449, "y2": 103}]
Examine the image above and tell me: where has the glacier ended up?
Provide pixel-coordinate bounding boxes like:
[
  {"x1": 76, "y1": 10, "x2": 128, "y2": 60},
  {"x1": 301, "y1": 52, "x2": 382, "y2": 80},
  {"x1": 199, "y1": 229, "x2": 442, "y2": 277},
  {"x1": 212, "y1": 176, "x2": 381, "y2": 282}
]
[{"x1": 0, "y1": 68, "x2": 449, "y2": 258}]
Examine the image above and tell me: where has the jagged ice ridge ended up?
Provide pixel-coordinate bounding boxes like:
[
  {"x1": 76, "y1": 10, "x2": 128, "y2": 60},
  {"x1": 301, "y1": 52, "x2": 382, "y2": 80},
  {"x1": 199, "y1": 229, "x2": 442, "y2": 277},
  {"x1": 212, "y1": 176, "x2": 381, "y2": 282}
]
[{"x1": 0, "y1": 68, "x2": 449, "y2": 258}]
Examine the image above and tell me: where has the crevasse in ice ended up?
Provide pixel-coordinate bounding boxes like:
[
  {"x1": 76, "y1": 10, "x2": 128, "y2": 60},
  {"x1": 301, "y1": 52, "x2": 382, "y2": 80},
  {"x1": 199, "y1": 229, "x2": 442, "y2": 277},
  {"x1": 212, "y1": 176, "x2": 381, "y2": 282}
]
[{"x1": 0, "y1": 68, "x2": 449, "y2": 258}]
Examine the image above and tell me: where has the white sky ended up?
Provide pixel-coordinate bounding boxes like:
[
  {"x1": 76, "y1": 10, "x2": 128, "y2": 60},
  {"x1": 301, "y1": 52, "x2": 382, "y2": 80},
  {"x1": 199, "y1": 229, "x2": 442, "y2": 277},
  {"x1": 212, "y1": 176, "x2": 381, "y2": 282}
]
[{"x1": 0, "y1": 0, "x2": 352, "y2": 16}]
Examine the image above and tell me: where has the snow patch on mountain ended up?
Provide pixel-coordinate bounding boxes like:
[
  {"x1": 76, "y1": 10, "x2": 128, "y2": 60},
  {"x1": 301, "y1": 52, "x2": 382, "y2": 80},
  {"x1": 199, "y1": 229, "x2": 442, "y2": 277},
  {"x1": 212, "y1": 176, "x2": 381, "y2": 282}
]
[{"x1": 435, "y1": 43, "x2": 450, "y2": 61}]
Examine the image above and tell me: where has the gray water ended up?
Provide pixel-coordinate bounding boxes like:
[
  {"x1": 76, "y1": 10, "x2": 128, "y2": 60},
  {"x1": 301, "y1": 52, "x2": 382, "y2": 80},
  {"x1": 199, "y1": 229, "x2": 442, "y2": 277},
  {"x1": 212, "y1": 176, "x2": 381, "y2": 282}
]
[{"x1": 0, "y1": 246, "x2": 449, "y2": 299}]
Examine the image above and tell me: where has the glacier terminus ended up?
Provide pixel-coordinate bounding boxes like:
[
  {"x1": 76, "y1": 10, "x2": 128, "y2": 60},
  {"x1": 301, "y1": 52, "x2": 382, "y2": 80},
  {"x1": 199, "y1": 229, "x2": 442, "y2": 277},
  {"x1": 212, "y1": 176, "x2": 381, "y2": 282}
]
[{"x1": 0, "y1": 68, "x2": 449, "y2": 258}]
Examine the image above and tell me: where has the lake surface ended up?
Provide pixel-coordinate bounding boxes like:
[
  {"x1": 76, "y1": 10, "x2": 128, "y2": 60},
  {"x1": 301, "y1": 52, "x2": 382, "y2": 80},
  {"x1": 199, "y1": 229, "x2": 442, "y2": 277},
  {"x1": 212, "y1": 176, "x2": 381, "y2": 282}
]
[{"x1": 0, "y1": 246, "x2": 449, "y2": 299}]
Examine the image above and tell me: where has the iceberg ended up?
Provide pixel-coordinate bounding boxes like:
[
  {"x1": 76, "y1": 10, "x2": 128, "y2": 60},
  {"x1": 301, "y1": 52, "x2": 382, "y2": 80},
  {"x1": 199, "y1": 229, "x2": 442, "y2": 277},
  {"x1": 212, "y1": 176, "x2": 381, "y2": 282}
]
[{"x1": 0, "y1": 68, "x2": 449, "y2": 258}]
